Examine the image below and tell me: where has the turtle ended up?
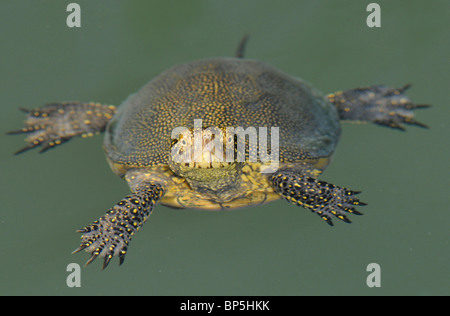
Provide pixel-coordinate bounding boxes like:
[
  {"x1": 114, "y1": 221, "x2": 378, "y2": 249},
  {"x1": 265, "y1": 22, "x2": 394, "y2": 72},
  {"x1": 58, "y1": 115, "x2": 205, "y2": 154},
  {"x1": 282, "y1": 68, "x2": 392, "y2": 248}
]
[{"x1": 8, "y1": 37, "x2": 429, "y2": 269}]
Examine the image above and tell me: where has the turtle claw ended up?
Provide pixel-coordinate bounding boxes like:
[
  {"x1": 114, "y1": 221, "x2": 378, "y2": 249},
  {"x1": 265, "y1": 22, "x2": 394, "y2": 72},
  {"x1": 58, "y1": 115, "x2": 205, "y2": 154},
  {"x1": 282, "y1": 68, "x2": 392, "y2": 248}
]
[
  {"x1": 329, "y1": 84, "x2": 430, "y2": 130},
  {"x1": 102, "y1": 255, "x2": 113, "y2": 270},
  {"x1": 119, "y1": 253, "x2": 126, "y2": 266},
  {"x1": 85, "y1": 253, "x2": 99, "y2": 267},
  {"x1": 7, "y1": 102, "x2": 116, "y2": 154},
  {"x1": 71, "y1": 244, "x2": 87, "y2": 255}
]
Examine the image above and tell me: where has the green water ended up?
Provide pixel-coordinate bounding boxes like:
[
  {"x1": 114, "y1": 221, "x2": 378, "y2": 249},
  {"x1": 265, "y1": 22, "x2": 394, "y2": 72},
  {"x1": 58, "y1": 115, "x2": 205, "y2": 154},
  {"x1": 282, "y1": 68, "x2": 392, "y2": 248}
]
[{"x1": 0, "y1": 0, "x2": 448, "y2": 296}]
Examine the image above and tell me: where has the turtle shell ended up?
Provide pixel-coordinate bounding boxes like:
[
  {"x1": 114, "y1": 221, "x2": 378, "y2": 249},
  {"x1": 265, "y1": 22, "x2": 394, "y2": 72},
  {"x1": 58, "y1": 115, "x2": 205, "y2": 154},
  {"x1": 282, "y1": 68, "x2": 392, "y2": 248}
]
[{"x1": 104, "y1": 57, "x2": 340, "y2": 173}]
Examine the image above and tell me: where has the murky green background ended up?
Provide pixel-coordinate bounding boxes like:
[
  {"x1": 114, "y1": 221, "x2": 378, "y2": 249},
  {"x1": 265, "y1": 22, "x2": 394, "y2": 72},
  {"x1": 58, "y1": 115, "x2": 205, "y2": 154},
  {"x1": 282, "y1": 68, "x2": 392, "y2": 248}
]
[{"x1": 0, "y1": 0, "x2": 448, "y2": 296}]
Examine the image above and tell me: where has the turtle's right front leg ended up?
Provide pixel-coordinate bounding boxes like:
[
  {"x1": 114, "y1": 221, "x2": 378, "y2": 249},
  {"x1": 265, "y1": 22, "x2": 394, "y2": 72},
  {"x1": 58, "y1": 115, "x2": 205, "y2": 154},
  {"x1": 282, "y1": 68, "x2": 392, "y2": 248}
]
[
  {"x1": 72, "y1": 181, "x2": 165, "y2": 269},
  {"x1": 7, "y1": 102, "x2": 116, "y2": 154}
]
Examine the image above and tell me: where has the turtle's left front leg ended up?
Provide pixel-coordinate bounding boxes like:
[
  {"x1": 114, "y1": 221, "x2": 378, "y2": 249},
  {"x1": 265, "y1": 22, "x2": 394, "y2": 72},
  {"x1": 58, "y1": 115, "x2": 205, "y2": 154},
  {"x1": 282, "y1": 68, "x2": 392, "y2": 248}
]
[
  {"x1": 271, "y1": 169, "x2": 366, "y2": 226},
  {"x1": 72, "y1": 181, "x2": 165, "y2": 269},
  {"x1": 328, "y1": 84, "x2": 430, "y2": 130}
]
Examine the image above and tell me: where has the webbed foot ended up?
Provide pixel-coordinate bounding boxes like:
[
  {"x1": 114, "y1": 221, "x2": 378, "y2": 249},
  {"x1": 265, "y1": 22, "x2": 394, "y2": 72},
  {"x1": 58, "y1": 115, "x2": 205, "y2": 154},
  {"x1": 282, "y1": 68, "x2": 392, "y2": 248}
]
[
  {"x1": 328, "y1": 84, "x2": 430, "y2": 130},
  {"x1": 7, "y1": 102, "x2": 116, "y2": 154},
  {"x1": 72, "y1": 183, "x2": 164, "y2": 269},
  {"x1": 271, "y1": 171, "x2": 366, "y2": 226}
]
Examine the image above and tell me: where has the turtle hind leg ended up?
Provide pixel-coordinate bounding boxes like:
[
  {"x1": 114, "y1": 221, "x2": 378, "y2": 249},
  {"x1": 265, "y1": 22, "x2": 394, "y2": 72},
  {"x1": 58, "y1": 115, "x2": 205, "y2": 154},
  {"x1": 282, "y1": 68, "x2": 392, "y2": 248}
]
[
  {"x1": 271, "y1": 170, "x2": 366, "y2": 226},
  {"x1": 7, "y1": 102, "x2": 116, "y2": 154},
  {"x1": 72, "y1": 182, "x2": 165, "y2": 269},
  {"x1": 327, "y1": 84, "x2": 430, "y2": 130}
]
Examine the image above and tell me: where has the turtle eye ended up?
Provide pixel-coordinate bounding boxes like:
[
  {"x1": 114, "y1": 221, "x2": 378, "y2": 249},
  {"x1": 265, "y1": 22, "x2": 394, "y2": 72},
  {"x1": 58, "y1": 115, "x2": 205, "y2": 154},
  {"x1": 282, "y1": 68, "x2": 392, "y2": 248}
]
[
  {"x1": 181, "y1": 139, "x2": 187, "y2": 146},
  {"x1": 171, "y1": 139, "x2": 179, "y2": 146}
]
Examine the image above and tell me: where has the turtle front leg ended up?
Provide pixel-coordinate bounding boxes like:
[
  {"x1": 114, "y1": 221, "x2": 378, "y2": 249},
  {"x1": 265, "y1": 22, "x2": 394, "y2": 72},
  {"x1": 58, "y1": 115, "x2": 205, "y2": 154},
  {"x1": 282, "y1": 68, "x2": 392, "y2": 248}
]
[
  {"x1": 7, "y1": 102, "x2": 116, "y2": 154},
  {"x1": 72, "y1": 182, "x2": 165, "y2": 269},
  {"x1": 271, "y1": 169, "x2": 366, "y2": 226},
  {"x1": 327, "y1": 84, "x2": 430, "y2": 130}
]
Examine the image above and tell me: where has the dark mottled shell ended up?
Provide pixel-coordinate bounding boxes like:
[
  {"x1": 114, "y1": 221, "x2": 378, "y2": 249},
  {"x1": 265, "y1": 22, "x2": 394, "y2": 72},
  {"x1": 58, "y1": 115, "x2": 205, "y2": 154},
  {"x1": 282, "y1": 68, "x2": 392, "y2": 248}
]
[{"x1": 104, "y1": 58, "x2": 340, "y2": 168}]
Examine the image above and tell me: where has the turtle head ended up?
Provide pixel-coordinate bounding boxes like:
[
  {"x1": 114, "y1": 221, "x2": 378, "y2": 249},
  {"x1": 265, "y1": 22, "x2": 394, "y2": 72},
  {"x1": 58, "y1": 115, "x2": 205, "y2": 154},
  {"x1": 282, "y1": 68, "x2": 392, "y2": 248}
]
[{"x1": 169, "y1": 126, "x2": 243, "y2": 194}]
